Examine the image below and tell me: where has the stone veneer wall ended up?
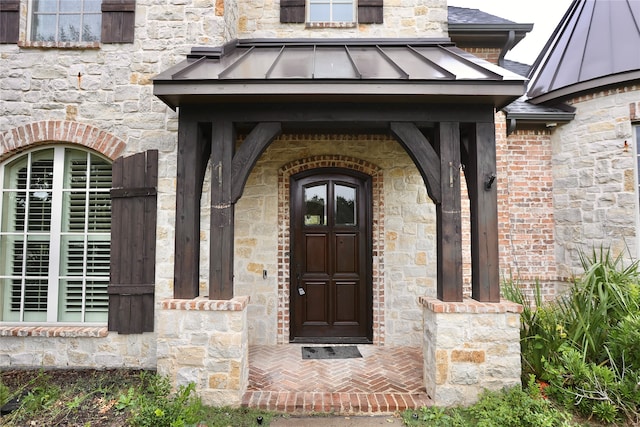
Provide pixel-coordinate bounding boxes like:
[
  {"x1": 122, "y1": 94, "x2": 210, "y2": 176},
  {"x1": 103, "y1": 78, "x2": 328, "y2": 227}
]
[
  {"x1": 157, "y1": 297, "x2": 249, "y2": 406},
  {"x1": 420, "y1": 297, "x2": 522, "y2": 406},
  {"x1": 0, "y1": 327, "x2": 156, "y2": 368},
  {"x1": 237, "y1": 0, "x2": 448, "y2": 38},
  {"x1": 228, "y1": 135, "x2": 437, "y2": 347},
  {"x1": 552, "y1": 86, "x2": 640, "y2": 278}
]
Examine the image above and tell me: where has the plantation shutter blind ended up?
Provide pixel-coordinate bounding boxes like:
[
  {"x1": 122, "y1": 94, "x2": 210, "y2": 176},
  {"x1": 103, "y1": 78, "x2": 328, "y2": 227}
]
[
  {"x1": 0, "y1": 0, "x2": 19, "y2": 44},
  {"x1": 101, "y1": 0, "x2": 136, "y2": 43},
  {"x1": 59, "y1": 153, "x2": 112, "y2": 322},
  {"x1": 108, "y1": 150, "x2": 158, "y2": 334}
]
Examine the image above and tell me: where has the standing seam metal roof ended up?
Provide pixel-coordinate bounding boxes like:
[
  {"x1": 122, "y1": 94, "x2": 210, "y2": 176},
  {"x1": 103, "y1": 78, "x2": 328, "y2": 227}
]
[
  {"x1": 153, "y1": 39, "x2": 526, "y2": 109},
  {"x1": 527, "y1": 0, "x2": 640, "y2": 104}
]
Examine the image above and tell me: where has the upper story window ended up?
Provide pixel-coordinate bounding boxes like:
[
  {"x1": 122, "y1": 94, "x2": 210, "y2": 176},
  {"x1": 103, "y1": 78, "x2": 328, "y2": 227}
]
[
  {"x1": 30, "y1": 0, "x2": 102, "y2": 43},
  {"x1": 308, "y1": 0, "x2": 355, "y2": 23},
  {"x1": 280, "y1": 0, "x2": 382, "y2": 25},
  {"x1": 0, "y1": 0, "x2": 135, "y2": 45},
  {"x1": 0, "y1": 147, "x2": 112, "y2": 323}
]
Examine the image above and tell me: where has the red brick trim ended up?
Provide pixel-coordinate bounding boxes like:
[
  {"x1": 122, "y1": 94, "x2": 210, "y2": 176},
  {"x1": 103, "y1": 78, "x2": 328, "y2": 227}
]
[
  {"x1": 0, "y1": 326, "x2": 108, "y2": 338},
  {"x1": 0, "y1": 120, "x2": 126, "y2": 161},
  {"x1": 277, "y1": 155, "x2": 385, "y2": 345},
  {"x1": 161, "y1": 296, "x2": 250, "y2": 311},
  {"x1": 419, "y1": 296, "x2": 523, "y2": 314}
]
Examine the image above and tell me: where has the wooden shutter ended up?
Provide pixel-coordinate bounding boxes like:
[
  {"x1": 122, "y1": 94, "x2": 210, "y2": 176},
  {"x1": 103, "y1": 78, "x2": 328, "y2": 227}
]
[
  {"x1": 108, "y1": 150, "x2": 158, "y2": 334},
  {"x1": 0, "y1": 0, "x2": 19, "y2": 44},
  {"x1": 101, "y1": 0, "x2": 136, "y2": 43},
  {"x1": 358, "y1": 0, "x2": 383, "y2": 24},
  {"x1": 280, "y1": 0, "x2": 305, "y2": 23}
]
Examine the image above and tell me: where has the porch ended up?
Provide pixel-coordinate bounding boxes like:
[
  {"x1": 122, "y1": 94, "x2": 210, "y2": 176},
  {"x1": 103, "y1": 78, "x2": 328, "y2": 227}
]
[{"x1": 242, "y1": 345, "x2": 431, "y2": 414}]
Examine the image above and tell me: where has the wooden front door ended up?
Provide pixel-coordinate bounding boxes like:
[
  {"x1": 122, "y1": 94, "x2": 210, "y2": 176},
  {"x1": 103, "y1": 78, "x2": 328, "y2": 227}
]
[{"x1": 290, "y1": 169, "x2": 372, "y2": 343}]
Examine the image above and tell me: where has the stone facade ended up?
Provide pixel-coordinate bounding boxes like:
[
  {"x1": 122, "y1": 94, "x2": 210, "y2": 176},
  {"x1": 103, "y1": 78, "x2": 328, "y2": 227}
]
[
  {"x1": 420, "y1": 297, "x2": 522, "y2": 406},
  {"x1": 0, "y1": 327, "x2": 156, "y2": 369},
  {"x1": 157, "y1": 297, "x2": 250, "y2": 406},
  {"x1": 552, "y1": 86, "x2": 640, "y2": 279}
]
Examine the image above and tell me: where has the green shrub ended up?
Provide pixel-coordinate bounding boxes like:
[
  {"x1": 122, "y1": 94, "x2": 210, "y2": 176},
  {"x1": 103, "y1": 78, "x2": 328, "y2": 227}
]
[
  {"x1": 505, "y1": 247, "x2": 640, "y2": 424},
  {"x1": 403, "y1": 378, "x2": 578, "y2": 426}
]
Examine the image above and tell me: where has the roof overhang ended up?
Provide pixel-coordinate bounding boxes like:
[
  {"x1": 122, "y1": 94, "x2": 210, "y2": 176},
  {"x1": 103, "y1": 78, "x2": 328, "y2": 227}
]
[
  {"x1": 153, "y1": 38, "x2": 527, "y2": 111},
  {"x1": 448, "y1": 23, "x2": 533, "y2": 48}
]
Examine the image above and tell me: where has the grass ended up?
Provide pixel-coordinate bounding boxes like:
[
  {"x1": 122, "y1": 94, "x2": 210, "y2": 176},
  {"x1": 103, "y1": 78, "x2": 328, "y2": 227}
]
[{"x1": 0, "y1": 369, "x2": 275, "y2": 427}]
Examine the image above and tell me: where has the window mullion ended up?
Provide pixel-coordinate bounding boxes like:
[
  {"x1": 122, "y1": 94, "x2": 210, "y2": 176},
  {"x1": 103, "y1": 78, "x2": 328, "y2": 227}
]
[
  {"x1": 46, "y1": 147, "x2": 65, "y2": 322},
  {"x1": 80, "y1": 152, "x2": 91, "y2": 322},
  {"x1": 17, "y1": 153, "x2": 34, "y2": 322}
]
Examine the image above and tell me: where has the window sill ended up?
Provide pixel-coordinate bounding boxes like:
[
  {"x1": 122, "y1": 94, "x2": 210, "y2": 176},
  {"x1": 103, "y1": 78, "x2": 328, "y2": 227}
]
[
  {"x1": 0, "y1": 325, "x2": 108, "y2": 338},
  {"x1": 306, "y1": 22, "x2": 357, "y2": 28},
  {"x1": 18, "y1": 41, "x2": 101, "y2": 50}
]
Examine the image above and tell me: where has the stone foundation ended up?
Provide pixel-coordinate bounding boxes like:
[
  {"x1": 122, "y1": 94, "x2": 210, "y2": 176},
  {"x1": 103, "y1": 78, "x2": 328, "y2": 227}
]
[
  {"x1": 157, "y1": 296, "x2": 250, "y2": 407},
  {"x1": 0, "y1": 327, "x2": 156, "y2": 369},
  {"x1": 420, "y1": 297, "x2": 523, "y2": 406}
]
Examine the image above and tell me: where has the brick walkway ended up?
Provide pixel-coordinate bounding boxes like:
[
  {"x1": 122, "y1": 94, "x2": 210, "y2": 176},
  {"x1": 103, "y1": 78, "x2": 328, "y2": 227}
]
[{"x1": 242, "y1": 345, "x2": 433, "y2": 415}]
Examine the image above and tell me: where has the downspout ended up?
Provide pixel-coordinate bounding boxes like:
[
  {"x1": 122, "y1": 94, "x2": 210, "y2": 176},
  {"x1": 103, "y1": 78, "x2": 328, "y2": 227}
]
[{"x1": 498, "y1": 30, "x2": 516, "y2": 67}]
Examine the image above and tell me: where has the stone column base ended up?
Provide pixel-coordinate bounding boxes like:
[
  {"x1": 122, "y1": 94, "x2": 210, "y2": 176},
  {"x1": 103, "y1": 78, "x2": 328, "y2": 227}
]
[
  {"x1": 420, "y1": 297, "x2": 522, "y2": 407},
  {"x1": 157, "y1": 296, "x2": 250, "y2": 407}
]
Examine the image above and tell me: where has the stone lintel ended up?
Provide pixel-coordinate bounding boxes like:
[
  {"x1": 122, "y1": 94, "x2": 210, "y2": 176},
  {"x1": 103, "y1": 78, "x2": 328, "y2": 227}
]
[
  {"x1": 161, "y1": 296, "x2": 250, "y2": 311},
  {"x1": 419, "y1": 296, "x2": 522, "y2": 314}
]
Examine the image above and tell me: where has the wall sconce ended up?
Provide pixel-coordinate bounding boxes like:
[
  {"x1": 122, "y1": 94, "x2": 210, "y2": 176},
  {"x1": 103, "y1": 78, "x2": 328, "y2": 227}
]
[{"x1": 485, "y1": 173, "x2": 496, "y2": 190}]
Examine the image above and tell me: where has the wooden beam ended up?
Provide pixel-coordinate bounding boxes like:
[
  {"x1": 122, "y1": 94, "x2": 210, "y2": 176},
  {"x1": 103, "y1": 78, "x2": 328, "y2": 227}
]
[
  {"x1": 184, "y1": 103, "x2": 495, "y2": 125},
  {"x1": 468, "y1": 122, "x2": 500, "y2": 302},
  {"x1": 174, "y1": 119, "x2": 210, "y2": 299},
  {"x1": 231, "y1": 122, "x2": 282, "y2": 203},
  {"x1": 436, "y1": 122, "x2": 463, "y2": 302},
  {"x1": 210, "y1": 120, "x2": 235, "y2": 300},
  {"x1": 389, "y1": 122, "x2": 441, "y2": 204}
]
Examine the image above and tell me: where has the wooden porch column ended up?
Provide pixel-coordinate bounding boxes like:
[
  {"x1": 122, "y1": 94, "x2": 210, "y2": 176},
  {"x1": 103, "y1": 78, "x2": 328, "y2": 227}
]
[
  {"x1": 466, "y1": 122, "x2": 500, "y2": 302},
  {"x1": 209, "y1": 120, "x2": 235, "y2": 300},
  {"x1": 436, "y1": 122, "x2": 463, "y2": 301},
  {"x1": 175, "y1": 116, "x2": 211, "y2": 299}
]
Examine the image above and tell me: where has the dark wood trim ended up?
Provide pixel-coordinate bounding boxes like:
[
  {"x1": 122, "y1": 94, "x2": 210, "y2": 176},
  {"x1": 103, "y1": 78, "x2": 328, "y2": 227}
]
[
  {"x1": 467, "y1": 122, "x2": 501, "y2": 302},
  {"x1": 0, "y1": 0, "x2": 19, "y2": 44},
  {"x1": 110, "y1": 187, "x2": 157, "y2": 198},
  {"x1": 389, "y1": 122, "x2": 441, "y2": 204},
  {"x1": 108, "y1": 150, "x2": 157, "y2": 334},
  {"x1": 179, "y1": 103, "x2": 494, "y2": 125},
  {"x1": 174, "y1": 119, "x2": 211, "y2": 299},
  {"x1": 280, "y1": 0, "x2": 305, "y2": 23},
  {"x1": 108, "y1": 285, "x2": 154, "y2": 295},
  {"x1": 436, "y1": 122, "x2": 463, "y2": 302},
  {"x1": 358, "y1": 0, "x2": 383, "y2": 24},
  {"x1": 231, "y1": 122, "x2": 282, "y2": 203},
  {"x1": 209, "y1": 120, "x2": 235, "y2": 300}
]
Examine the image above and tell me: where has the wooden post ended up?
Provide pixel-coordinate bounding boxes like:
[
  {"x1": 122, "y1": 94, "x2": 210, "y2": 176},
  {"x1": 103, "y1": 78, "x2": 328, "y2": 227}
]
[
  {"x1": 175, "y1": 116, "x2": 210, "y2": 299},
  {"x1": 210, "y1": 120, "x2": 235, "y2": 300},
  {"x1": 436, "y1": 122, "x2": 463, "y2": 302},
  {"x1": 467, "y1": 122, "x2": 500, "y2": 302}
]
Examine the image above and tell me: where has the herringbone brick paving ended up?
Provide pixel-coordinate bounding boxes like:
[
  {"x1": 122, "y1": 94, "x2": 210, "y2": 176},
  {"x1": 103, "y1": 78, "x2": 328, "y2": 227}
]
[{"x1": 242, "y1": 345, "x2": 433, "y2": 414}]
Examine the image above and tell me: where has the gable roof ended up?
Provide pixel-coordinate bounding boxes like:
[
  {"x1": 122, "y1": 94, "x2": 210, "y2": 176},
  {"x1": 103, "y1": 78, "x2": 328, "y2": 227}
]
[{"x1": 527, "y1": 0, "x2": 640, "y2": 104}]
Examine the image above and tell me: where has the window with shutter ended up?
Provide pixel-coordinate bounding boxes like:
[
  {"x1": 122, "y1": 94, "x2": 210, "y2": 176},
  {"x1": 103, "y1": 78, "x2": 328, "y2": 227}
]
[
  {"x1": 281, "y1": 0, "x2": 382, "y2": 24},
  {"x1": 0, "y1": 147, "x2": 112, "y2": 323}
]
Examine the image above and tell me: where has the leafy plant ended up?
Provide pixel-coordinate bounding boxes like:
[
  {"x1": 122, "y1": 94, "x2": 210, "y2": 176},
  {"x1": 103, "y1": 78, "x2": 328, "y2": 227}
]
[{"x1": 403, "y1": 378, "x2": 579, "y2": 426}]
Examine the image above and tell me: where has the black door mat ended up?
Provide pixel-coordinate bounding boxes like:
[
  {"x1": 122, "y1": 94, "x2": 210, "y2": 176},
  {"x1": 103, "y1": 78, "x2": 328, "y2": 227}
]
[{"x1": 302, "y1": 345, "x2": 363, "y2": 359}]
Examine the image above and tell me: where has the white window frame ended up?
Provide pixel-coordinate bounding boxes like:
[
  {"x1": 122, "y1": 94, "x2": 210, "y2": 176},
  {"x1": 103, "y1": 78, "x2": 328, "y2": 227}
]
[
  {"x1": 307, "y1": 0, "x2": 356, "y2": 23},
  {"x1": 0, "y1": 146, "x2": 111, "y2": 325},
  {"x1": 27, "y1": 0, "x2": 102, "y2": 43}
]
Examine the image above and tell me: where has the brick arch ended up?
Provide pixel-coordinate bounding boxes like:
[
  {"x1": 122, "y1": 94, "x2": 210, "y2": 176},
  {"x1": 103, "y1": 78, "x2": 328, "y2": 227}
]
[
  {"x1": 277, "y1": 155, "x2": 386, "y2": 345},
  {"x1": 0, "y1": 120, "x2": 126, "y2": 161}
]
